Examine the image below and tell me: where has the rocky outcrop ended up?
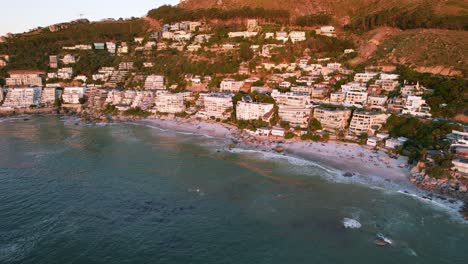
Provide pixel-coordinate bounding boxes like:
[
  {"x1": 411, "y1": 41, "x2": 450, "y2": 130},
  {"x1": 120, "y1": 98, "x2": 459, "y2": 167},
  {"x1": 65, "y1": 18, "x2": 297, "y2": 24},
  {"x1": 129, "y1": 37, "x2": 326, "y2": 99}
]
[{"x1": 410, "y1": 168, "x2": 468, "y2": 220}]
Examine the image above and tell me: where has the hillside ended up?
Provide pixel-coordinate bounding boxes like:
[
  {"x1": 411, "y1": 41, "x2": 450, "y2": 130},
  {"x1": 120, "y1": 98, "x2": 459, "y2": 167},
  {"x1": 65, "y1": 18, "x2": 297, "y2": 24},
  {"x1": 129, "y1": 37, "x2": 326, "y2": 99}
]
[
  {"x1": 372, "y1": 29, "x2": 468, "y2": 76},
  {"x1": 0, "y1": 19, "x2": 150, "y2": 71},
  {"x1": 179, "y1": 0, "x2": 468, "y2": 22}
]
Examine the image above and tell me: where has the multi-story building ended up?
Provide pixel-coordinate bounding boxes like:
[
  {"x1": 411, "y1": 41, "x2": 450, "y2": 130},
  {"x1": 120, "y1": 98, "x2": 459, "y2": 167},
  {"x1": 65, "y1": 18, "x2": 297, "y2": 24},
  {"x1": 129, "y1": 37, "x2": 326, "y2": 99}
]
[
  {"x1": 349, "y1": 111, "x2": 389, "y2": 135},
  {"x1": 236, "y1": 101, "x2": 274, "y2": 121},
  {"x1": 314, "y1": 107, "x2": 352, "y2": 131},
  {"x1": 228, "y1": 31, "x2": 258, "y2": 38},
  {"x1": 40, "y1": 87, "x2": 61, "y2": 105},
  {"x1": 119, "y1": 62, "x2": 134, "y2": 71},
  {"x1": 345, "y1": 91, "x2": 368, "y2": 105},
  {"x1": 289, "y1": 31, "x2": 306, "y2": 43},
  {"x1": 271, "y1": 90, "x2": 309, "y2": 107},
  {"x1": 62, "y1": 54, "x2": 76, "y2": 65},
  {"x1": 144, "y1": 75, "x2": 165, "y2": 90},
  {"x1": 220, "y1": 79, "x2": 245, "y2": 93},
  {"x1": 131, "y1": 91, "x2": 156, "y2": 110},
  {"x1": 330, "y1": 92, "x2": 346, "y2": 104},
  {"x1": 153, "y1": 92, "x2": 185, "y2": 114},
  {"x1": 341, "y1": 82, "x2": 367, "y2": 93},
  {"x1": 367, "y1": 95, "x2": 388, "y2": 107},
  {"x1": 247, "y1": 19, "x2": 259, "y2": 31},
  {"x1": 199, "y1": 93, "x2": 233, "y2": 119},
  {"x1": 62, "y1": 87, "x2": 86, "y2": 104},
  {"x1": 49, "y1": 55, "x2": 58, "y2": 68},
  {"x1": 354, "y1": 72, "x2": 378, "y2": 83},
  {"x1": 367, "y1": 84, "x2": 382, "y2": 95},
  {"x1": 375, "y1": 79, "x2": 399, "y2": 92},
  {"x1": 401, "y1": 95, "x2": 432, "y2": 117},
  {"x1": 1, "y1": 87, "x2": 42, "y2": 108},
  {"x1": 57, "y1": 67, "x2": 73, "y2": 79},
  {"x1": 6, "y1": 71, "x2": 43, "y2": 87},
  {"x1": 106, "y1": 42, "x2": 116, "y2": 54},
  {"x1": 278, "y1": 106, "x2": 311, "y2": 128}
]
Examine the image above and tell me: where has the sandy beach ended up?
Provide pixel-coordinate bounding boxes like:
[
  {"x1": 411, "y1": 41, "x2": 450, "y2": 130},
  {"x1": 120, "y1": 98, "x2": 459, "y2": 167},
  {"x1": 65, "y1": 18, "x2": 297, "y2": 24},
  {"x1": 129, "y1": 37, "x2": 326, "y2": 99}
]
[{"x1": 142, "y1": 116, "x2": 411, "y2": 186}]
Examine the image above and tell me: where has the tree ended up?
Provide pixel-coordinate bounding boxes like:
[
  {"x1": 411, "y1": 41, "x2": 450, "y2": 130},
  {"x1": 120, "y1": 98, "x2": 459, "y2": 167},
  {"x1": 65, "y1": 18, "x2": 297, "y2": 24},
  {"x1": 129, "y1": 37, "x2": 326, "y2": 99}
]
[
  {"x1": 239, "y1": 43, "x2": 254, "y2": 62},
  {"x1": 308, "y1": 118, "x2": 322, "y2": 133}
]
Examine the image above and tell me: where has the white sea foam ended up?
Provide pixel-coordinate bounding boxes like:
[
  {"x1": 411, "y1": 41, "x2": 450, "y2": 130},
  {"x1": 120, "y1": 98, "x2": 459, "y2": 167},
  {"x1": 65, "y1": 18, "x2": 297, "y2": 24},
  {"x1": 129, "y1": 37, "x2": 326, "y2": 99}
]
[
  {"x1": 343, "y1": 218, "x2": 362, "y2": 229},
  {"x1": 377, "y1": 233, "x2": 393, "y2": 245}
]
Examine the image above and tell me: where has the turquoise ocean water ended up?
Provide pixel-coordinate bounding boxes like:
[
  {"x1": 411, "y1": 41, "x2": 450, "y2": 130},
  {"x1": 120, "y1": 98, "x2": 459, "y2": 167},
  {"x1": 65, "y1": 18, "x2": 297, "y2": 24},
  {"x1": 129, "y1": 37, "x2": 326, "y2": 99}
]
[{"x1": 0, "y1": 116, "x2": 467, "y2": 264}]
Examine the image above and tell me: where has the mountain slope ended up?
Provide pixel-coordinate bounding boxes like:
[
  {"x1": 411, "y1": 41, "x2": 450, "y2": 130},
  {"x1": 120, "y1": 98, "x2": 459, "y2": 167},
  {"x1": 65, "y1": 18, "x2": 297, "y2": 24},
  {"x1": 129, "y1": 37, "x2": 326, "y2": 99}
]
[{"x1": 179, "y1": 0, "x2": 468, "y2": 18}]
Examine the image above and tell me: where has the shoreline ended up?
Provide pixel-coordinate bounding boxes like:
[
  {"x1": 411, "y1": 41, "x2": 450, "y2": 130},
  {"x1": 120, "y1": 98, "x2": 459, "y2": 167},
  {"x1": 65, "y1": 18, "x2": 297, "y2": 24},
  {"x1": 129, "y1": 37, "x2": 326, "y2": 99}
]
[
  {"x1": 136, "y1": 116, "x2": 468, "y2": 220},
  {"x1": 1, "y1": 113, "x2": 467, "y2": 220}
]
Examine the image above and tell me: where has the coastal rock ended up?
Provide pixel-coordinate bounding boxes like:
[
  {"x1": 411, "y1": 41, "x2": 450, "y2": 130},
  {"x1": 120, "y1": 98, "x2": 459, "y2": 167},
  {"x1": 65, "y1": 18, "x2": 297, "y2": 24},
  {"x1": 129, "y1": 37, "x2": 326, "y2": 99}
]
[
  {"x1": 274, "y1": 146, "x2": 285, "y2": 153},
  {"x1": 343, "y1": 172, "x2": 353, "y2": 177}
]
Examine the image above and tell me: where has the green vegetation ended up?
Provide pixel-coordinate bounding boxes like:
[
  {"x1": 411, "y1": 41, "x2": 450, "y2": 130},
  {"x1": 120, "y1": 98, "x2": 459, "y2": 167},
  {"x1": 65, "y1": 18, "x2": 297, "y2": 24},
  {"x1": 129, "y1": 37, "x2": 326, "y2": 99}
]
[
  {"x1": 0, "y1": 19, "x2": 148, "y2": 71},
  {"x1": 101, "y1": 104, "x2": 118, "y2": 115},
  {"x1": 236, "y1": 118, "x2": 269, "y2": 131},
  {"x1": 284, "y1": 131, "x2": 295, "y2": 139},
  {"x1": 381, "y1": 114, "x2": 463, "y2": 164},
  {"x1": 147, "y1": 5, "x2": 290, "y2": 24},
  {"x1": 122, "y1": 107, "x2": 151, "y2": 117},
  {"x1": 308, "y1": 118, "x2": 322, "y2": 133},
  {"x1": 397, "y1": 67, "x2": 467, "y2": 118},
  {"x1": 295, "y1": 14, "x2": 332, "y2": 27},
  {"x1": 347, "y1": 7, "x2": 467, "y2": 31}
]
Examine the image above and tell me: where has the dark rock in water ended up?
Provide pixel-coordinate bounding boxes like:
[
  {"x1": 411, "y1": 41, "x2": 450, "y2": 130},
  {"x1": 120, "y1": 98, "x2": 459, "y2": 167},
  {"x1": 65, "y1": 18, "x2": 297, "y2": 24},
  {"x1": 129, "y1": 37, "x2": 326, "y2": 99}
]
[
  {"x1": 374, "y1": 238, "x2": 389, "y2": 247},
  {"x1": 385, "y1": 179, "x2": 391, "y2": 182},
  {"x1": 343, "y1": 172, "x2": 353, "y2": 177},
  {"x1": 449, "y1": 199, "x2": 456, "y2": 204},
  {"x1": 23, "y1": 118, "x2": 29, "y2": 121},
  {"x1": 437, "y1": 195, "x2": 447, "y2": 201},
  {"x1": 274, "y1": 146, "x2": 285, "y2": 153},
  {"x1": 228, "y1": 143, "x2": 236, "y2": 149}
]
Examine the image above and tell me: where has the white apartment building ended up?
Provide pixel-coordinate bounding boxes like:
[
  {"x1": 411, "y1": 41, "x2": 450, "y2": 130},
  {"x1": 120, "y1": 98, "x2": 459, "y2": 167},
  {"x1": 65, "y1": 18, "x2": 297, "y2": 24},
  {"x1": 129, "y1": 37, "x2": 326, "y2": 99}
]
[
  {"x1": 173, "y1": 31, "x2": 192, "y2": 42},
  {"x1": 57, "y1": 67, "x2": 73, "y2": 79},
  {"x1": 220, "y1": 79, "x2": 244, "y2": 93},
  {"x1": 330, "y1": 92, "x2": 346, "y2": 104},
  {"x1": 153, "y1": 92, "x2": 185, "y2": 114},
  {"x1": 236, "y1": 101, "x2": 274, "y2": 121},
  {"x1": 6, "y1": 72, "x2": 43, "y2": 87},
  {"x1": 385, "y1": 137, "x2": 408, "y2": 149},
  {"x1": 345, "y1": 91, "x2": 368, "y2": 105},
  {"x1": 367, "y1": 95, "x2": 388, "y2": 106},
  {"x1": 106, "y1": 42, "x2": 116, "y2": 54},
  {"x1": 62, "y1": 54, "x2": 76, "y2": 65},
  {"x1": 247, "y1": 19, "x2": 259, "y2": 31},
  {"x1": 341, "y1": 82, "x2": 367, "y2": 93},
  {"x1": 2, "y1": 87, "x2": 42, "y2": 108},
  {"x1": 313, "y1": 107, "x2": 351, "y2": 131},
  {"x1": 228, "y1": 31, "x2": 258, "y2": 38},
  {"x1": 354, "y1": 72, "x2": 378, "y2": 82},
  {"x1": 40, "y1": 87, "x2": 61, "y2": 105},
  {"x1": 327, "y1": 62, "x2": 342, "y2": 70},
  {"x1": 276, "y1": 32, "x2": 288, "y2": 42},
  {"x1": 62, "y1": 87, "x2": 86, "y2": 104},
  {"x1": 131, "y1": 91, "x2": 156, "y2": 110},
  {"x1": 380, "y1": 73, "x2": 399, "y2": 80},
  {"x1": 320, "y1": 26, "x2": 335, "y2": 35},
  {"x1": 278, "y1": 106, "x2": 311, "y2": 128},
  {"x1": 199, "y1": 93, "x2": 233, "y2": 119},
  {"x1": 271, "y1": 90, "x2": 309, "y2": 107},
  {"x1": 144, "y1": 75, "x2": 165, "y2": 90},
  {"x1": 289, "y1": 31, "x2": 306, "y2": 43},
  {"x1": 401, "y1": 95, "x2": 432, "y2": 117},
  {"x1": 291, "y1": 86, "x2": 314, "y2": 95},
  {"x1": 349, "y1": 112, "x2": 389, "y2": 135},
  {"x1": 49, "y1": 55, "x2": 58, "y2": 68},
  {"x1": 375, "y1": 79, "x2": 399, "y2": 92}
]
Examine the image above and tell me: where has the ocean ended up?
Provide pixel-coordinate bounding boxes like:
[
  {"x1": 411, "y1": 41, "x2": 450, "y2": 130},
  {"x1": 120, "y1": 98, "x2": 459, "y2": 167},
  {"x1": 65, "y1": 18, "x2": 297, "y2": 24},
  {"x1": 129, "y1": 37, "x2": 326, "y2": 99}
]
[{"x1": 0, "y1": 116, "x2": 467, "y2": 264}]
